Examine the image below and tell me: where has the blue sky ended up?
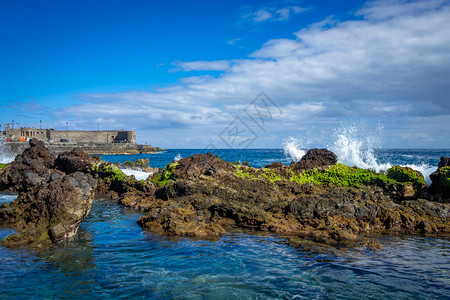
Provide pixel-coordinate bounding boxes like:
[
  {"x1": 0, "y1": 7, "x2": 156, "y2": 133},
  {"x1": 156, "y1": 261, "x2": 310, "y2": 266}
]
[{"x1": 1, "y1": 0, "x2": 449, "y2": 148}]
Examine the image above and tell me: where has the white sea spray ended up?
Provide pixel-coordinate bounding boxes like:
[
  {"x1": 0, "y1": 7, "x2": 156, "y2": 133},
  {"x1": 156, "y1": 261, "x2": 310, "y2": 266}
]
[
  {"x1": 0, "y1": 139, "x2": 15, "y2": 164},
  {"x1": 282, "y1": 137, "x2": 306, "y2": 162},
  {"x1": 121, "y1": 168, "x2": 154, "y2": 181}
]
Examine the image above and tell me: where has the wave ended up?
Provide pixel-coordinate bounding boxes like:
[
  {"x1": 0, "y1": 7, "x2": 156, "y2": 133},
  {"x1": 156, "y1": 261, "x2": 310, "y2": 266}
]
[
  {"x1": 174, "y1": 153, "x2": 182, "y2": 161},
  {"x1": 329, "y1": 123, "x2": 391, "y2": 173},
  {"x1": 282, "y1": 137, "x2": 306, "y2": 162},
  {"x1": 282, "y1": 122, "x2": 436, "y2": 183},
  {"x1": 0, "y1": 140, "x2": 14, "y2": 164},
  {"x1": 121, "y1": 168, "x2": 154, "y2": 181}
]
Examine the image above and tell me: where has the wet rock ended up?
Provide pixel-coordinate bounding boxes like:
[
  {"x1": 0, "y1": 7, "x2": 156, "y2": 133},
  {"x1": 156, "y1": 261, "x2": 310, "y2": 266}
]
[
  {"x1": 291, "y1": 148, "x2": 337, "y2": 173},
  {"x1": 0, "y1": 140, "x2": 98, "y2": 248},
  {"x1": 138, "y1": 152, "x2": 450, "y2": 247},
  {"x1": 0, "y1": 171, "x2": 97, "y2": 248}
]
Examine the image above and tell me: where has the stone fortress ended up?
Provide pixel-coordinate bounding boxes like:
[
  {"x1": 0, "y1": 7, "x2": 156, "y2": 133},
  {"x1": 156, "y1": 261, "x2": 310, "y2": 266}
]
[
  {"x1": 0, "y1": 123, "x2": 163, "y2": 155},
  {"x1": 1, "y1": 124, "x2": 136, "y2": 144}
]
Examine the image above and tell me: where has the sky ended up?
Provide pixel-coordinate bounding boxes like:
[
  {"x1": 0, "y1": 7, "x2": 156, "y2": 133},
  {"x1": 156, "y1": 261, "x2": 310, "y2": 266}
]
[{"x1": 1, "y1": 0, "x2": 449, "y2": 148}]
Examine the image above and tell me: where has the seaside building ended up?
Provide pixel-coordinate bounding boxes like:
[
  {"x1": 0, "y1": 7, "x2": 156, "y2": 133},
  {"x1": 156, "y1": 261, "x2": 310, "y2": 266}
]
[{"x1": 0, "y1": 124, "x2": 136, "y2": 144}]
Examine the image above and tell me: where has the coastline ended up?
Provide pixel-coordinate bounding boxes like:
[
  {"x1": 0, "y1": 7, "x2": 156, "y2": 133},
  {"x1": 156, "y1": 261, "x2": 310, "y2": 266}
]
[{"x1": 2, "y1": 141, "x2": 165, "y2": 156}]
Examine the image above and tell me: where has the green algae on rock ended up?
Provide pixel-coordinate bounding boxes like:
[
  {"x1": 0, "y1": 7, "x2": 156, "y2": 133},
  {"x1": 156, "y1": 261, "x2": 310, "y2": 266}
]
[
  {"x1": 135, "y1": 151, "x2": 450, "y2": 248},
  {"x1": 1, "y1": 141, "x2": 449, "y2": 250}
]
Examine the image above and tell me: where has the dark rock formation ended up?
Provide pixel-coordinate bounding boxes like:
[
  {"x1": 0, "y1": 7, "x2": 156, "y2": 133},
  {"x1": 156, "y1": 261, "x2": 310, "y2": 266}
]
[
  {"x1": 55, "y1": 148, "x2": 100, "y2": 174},
  {"x1": 172, "y1": 152, "x2": 235, "y2": 179},
  {"x1": 1, "y1": 142, "x2": 449, "y2": 250},
  {"x1": 291, "y1": 148, "x2": 337, "y2": 173},
  {"x1": 0, "y1": 139, "x2": 56, "y2": 192},
  {"x1": 430, "y1": 156, "x2": 450, "y2": 203},
  {"x1": 136, "y1": 152, "x2": 450, "y2": 247},
  {"x1": 438, "y1": 156, "x2": 450, "y2": 169},
  {"x1": 0, "y1": 139, "x2": 97, "y2": 248}
]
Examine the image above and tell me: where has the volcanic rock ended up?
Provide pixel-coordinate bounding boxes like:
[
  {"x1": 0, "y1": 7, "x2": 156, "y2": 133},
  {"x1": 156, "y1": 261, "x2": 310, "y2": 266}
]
[
  {"x1": 291, "y1": 148, "x2": 337, "y2": 173},
  {"x1": 55, "y1": 148, "x2": 100, "y2": 174},
  {"x1": 0, "y1": 139, "x2": 97, "y2": 248},
  {"x1": 430, "y1": 156, "x2": 450, "y2": 203}
]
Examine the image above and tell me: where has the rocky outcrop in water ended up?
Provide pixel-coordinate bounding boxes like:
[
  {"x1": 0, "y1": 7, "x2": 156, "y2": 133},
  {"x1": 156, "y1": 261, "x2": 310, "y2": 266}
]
[
  {"x1": 136, "y1": 153, "x2": 450, "y2": 247},
  {"x1": 1, "y1": 142, "x2": 449, "y2": 250},
  {"x1": 0, "y1": 139, "x2": 97, "y2": 248},
  {"x1": 430, "y1": 156, "x2": 450, "y2": 203}
]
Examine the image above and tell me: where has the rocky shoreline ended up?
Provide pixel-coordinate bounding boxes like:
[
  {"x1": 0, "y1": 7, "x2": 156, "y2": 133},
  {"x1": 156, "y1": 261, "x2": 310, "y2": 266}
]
[
  {"x1": 3, "y1": 141, "x2": 165, "y2": 156},
  {"x1": 0, "y1": 139, "x2": 449, "y2": 249}
]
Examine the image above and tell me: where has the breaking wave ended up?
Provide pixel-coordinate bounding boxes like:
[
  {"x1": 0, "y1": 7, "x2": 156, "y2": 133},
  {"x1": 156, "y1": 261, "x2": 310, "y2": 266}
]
[
  {"x1": 283, "y1": 137, "x2": 306, "y2": 162},
  {"x1": 0, "y1": 140, "x2": 14, "y2": 164},
  {"x1": 283, "y1": 122, "x2": 436, "y2": 183},
  {"x1": 121, "y1": 168, "x2": 154, "y2": 181}
]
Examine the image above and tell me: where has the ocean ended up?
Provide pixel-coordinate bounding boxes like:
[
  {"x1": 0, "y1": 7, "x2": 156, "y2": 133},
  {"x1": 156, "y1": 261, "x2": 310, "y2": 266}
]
[{"x1": 0, "y1": 142, "x2": 449, "y2": 298}]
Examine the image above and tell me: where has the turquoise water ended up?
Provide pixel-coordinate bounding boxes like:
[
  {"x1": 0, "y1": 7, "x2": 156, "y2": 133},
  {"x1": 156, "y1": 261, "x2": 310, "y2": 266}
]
[{"x1": 1, "y1": 149, "x2": 450, "y2": 299}]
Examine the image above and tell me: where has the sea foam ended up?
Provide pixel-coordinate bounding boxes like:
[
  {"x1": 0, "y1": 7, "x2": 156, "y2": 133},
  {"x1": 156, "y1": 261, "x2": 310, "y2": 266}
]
[
  {"x1": 121, "y1": 168, "x2": 154, "y2": 181},
  {"x1": 283, "y1": 122, "x2": 436, "y2": 183},
  {"x1": 283, "y1": 137, "x2": 306, "y2": 162},
  {"x1": 0, "y1": 140, "x2": 14, "y2": 164}
]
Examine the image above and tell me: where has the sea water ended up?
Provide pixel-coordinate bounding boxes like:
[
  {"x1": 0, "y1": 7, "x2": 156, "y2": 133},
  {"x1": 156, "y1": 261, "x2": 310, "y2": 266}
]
[{"x1": 1, "y1": 130, "x2": 450, "y2": 298}]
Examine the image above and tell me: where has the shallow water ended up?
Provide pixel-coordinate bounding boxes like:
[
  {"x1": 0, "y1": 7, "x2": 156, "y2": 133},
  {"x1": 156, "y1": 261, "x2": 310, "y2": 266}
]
[{"x1": 0, "y1": 196, "x2": 449, "y2": 299}]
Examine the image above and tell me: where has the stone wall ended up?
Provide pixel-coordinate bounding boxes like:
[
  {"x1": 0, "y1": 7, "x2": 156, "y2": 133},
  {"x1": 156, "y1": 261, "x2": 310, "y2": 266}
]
[
  {"x1": 49, "y1": 130, "x2": 117, "y2": 143},
  {"x1": 3, "y1": 125, "x2": 136, "y2": 144}
]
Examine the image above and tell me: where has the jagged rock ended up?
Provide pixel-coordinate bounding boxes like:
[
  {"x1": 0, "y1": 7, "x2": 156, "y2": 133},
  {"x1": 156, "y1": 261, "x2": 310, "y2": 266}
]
[
  {"x1": 137, "y1": 151, "x2": 450, "y2": 247},
  {"x1": 0, "y1": 139, "x2": 97, "y2": 248},
  {"x1": 55, "y1": 148, "x2": 99, "y2": 174},
  {"x1": 438, "y1": 156, "x2": 450, "y2": 169},
  {"x1": 22, "y1": 138, "x2": 55, "y2": 168},
  {"x1": 0, "y1": 171, "x2": 97, "y2": 248},
  {"x1": 430, "y1": 157, "x2": 450, "y2": 203},
  {"x1": 291, "y1": 148, "x2": 337, "y2": 173},
  {"x1": 0, "y1": 138, "x2": 57, "y2": 192},
  {"x1": 171, "y1": 152, "x2": 235, "y2": 179}
]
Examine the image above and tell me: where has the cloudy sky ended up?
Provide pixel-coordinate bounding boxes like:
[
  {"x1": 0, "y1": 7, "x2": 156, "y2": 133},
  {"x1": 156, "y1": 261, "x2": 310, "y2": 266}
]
[{"x1": 1, "y1": 0, "x2": 449, "y2": 148}]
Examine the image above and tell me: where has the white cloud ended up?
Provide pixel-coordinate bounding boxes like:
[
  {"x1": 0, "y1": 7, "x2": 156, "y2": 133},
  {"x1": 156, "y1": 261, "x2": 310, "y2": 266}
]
[
  {"x1": 172, "y1": 60, "x2": 232, "y2": 72},
  {"x1": 244, "y1": 5, "x2": 306, "y2": 23},
  {"x1": 57, "y1": 0, "x2": 450, "y2": 148}
]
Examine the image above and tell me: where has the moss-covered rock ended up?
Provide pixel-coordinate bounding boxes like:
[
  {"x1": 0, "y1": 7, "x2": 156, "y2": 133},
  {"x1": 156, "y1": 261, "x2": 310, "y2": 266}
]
[
  {"x1": 430, "y1": 166, "x2": 450, "y2": 203},
  {"x1": 137, "y1": 152, "x2": 450, "y2": 247},
  {"x1": 0, "y1": 163, "x2": 6, "y2": 169},
  {"x1": 150, "y1": 162, "x2": 178, "y2": 186},
  {"x1": 387, "y1": 165, "x2": 426, "y2": 185}
]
